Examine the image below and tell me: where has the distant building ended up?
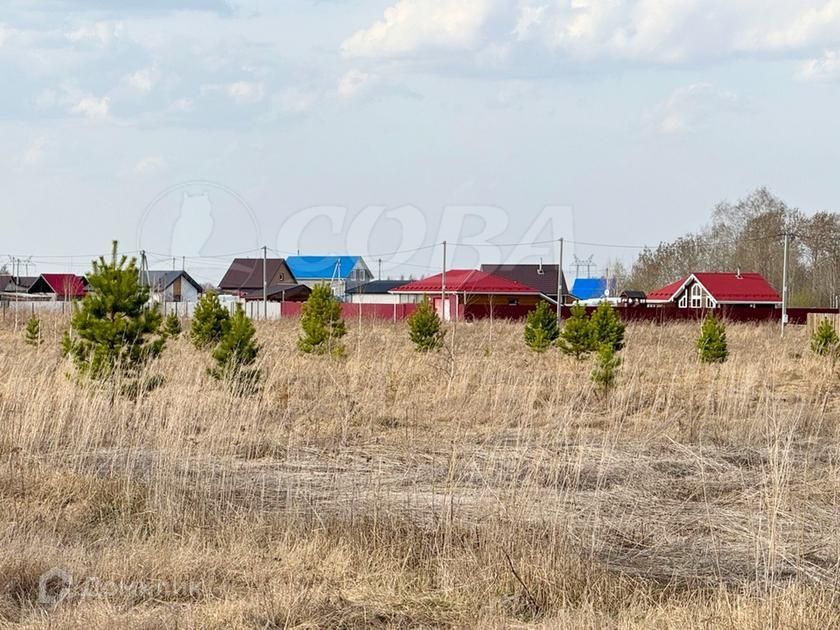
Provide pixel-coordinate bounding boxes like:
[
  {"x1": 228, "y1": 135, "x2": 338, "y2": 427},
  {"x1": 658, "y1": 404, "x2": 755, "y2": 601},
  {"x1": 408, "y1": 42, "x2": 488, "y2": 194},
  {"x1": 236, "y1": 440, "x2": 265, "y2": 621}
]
[
  {"x1": 619, "y1": 290, "x2": 647, "y2": 305},
  {"x1": 142, "y1": 270, "x2": 203, "y2": 303},
  {"x1": 218, "y1": 258, "x2": 310, "y2": 302},
  {"x1": 286, "y1": 256, "x2": 373, "y2": 298},
  {"x1": 390, "y1": 269, "x2": 544, "y2": 320},
  {"x1": 27, "y1": 274, "x2": 87, "y2": 300},
  {"x1": 647, "y1": 272, "x2": 782, "y2": 309},
  {"x1": 0, "y1": 275, "x2": 37, "y2": 295},
  {"x1": 479, "y1": 263, "x2": 568, "y2": 303},
  {"x1": 570, "y1": 277, "x2": 615, "y2": 304},
  {"x1": 346, "y1": 280, "x2": 419, "y2": 305}
]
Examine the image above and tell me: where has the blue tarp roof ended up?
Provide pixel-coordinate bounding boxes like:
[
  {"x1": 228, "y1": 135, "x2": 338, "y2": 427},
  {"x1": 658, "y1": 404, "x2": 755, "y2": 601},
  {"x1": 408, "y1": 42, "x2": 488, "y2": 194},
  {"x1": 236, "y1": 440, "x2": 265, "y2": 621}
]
[
  {"x1": 286, "y1": 256, "x2": 360, "y2": 280},
  {"x1": 571, "y1": 277, "x2": 608, "y2": 300}
]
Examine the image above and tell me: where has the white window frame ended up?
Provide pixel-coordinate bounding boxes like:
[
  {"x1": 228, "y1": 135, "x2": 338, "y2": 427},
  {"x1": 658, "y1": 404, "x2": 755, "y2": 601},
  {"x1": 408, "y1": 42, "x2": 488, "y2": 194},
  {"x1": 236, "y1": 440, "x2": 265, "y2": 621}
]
[
  {"x1": 678, "y1": 294, "x2": 687, "y2": 308},
  {"x1": 690, "y1": 284, "x2": 704, "y2": 308}
]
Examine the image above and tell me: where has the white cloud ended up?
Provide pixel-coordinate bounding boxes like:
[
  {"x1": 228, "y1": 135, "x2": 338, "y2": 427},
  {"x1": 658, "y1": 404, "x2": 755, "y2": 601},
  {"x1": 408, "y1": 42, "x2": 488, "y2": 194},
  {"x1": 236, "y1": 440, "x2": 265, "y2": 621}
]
[
  {"x1": 653, "y1": 83, "x2": 740, "y2": 134},
  {"x1": 798, "y1": 49, "x2": 840, "y2": 81},
  {"x1": 66, "y1": 21, "x2": 123, "y2": 47},
  {"x1": 34, "y1": 88, "x2": 58, "y2": 110},
  {"x1": 341, "y1": 0, "x2": 494, "y2": 57},
  {"x1": 337, "y1": 69, "x2": 378, "y2": 98},
  {"x1": 202, "y1": 81, "x2": 265, "y2": 104},
  {"x1": 343, "y1": 1, "x2": 840, "y2": 67},
  {"x1": 227, "y1": 81, "x2": 264, "y2": 104},
  {"x1": 124, "y1": 66, "x2": 161, "y2": 93},
  {"x1": 70, "y1": 95, "x2": 111, "y2": 120},
  {"x1": 169, "y1": 97, "x2": 195, "y2": 113},
  {"x1": 0, "y1": 23, "x2": 17, "y2": 47},
  {"x1": 21, "y1": 135, "x2": 48, "y2": 166},
  {"x1": 134, "y1": 155, "x2": 166, "y2": 175},
  {"x1": 513, "y1": 5, "x2": 546, "y2": 40},
  {"x1": 272, "y1": 87, "x2": 318, "y2": 113}
]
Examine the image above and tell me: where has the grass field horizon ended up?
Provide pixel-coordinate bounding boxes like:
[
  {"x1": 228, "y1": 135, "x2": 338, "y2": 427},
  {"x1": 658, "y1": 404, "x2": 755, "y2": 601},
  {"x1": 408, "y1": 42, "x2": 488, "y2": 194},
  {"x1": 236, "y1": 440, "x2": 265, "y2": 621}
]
[{"x1": 1, "y1": 316, "x2": 838, "y2": 628}]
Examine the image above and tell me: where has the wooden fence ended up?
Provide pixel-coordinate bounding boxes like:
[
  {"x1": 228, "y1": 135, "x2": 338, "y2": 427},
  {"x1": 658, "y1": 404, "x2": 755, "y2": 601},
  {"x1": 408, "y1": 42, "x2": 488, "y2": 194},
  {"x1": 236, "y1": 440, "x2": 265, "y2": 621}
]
[{"x1": 806, "y1": 312, "x2": 840, "y2": 334}]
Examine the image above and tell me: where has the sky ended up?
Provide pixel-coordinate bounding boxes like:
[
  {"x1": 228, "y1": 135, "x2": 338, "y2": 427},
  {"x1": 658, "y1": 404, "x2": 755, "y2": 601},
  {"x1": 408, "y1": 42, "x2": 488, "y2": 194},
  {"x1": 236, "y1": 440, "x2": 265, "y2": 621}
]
[{"x1": 1, "y1": 0, "x2": 839, "y2": 283}]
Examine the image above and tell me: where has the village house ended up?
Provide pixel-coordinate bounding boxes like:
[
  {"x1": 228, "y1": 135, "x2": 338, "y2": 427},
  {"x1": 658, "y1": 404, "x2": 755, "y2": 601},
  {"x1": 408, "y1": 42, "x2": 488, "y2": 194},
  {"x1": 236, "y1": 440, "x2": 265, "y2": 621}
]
[
  {"x1": 346, "y1": 280, "x2": 419, "y2": 305},
  {"x1": 390, "y1": 269, "x2": 544, "y2": 320},
  {"x1": 480, "y1": 263, "x2": 568, "y2": 304},
  {"x1": 646, "y1": 272, "x2": 782, "y2": 309},
  {"x1": 142, "y1": 270, "x2": 204, "y2": 303},
  {"x1": 218, "y1": 258, "x2": 310, "y2": 302},
  {"x1": 285, "y1": 256, "x2": 373, "y2": 298},
  {"x1": 570, "y1": 277, "x2": 617, "y2": 304},
  {"x1": 27, "y1": 273, "x2": 87, "y2": 300}
]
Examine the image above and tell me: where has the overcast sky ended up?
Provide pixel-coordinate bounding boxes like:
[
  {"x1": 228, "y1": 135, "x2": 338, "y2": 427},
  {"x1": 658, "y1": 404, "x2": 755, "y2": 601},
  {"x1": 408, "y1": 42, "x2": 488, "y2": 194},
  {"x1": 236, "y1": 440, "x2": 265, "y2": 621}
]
[{"x1": 1, "y1": 0, "x2": 839, "y2": 282}]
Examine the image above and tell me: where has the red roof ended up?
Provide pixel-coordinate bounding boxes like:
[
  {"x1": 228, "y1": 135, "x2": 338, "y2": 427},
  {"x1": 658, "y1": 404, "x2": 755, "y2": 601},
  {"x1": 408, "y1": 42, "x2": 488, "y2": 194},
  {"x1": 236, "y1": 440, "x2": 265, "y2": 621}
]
[
  {"x1": 648, "y1": 272, "x2": 781, "y2": 304},
  {"x1": 36, "y1": 274, "x2": 87, "y2": 298},
  {"x1": 391, "y1": 269, "x2": 542, "y2": 294},
  {"x1": 647, "y1": 277, "x2": 688, "y2": 302}
]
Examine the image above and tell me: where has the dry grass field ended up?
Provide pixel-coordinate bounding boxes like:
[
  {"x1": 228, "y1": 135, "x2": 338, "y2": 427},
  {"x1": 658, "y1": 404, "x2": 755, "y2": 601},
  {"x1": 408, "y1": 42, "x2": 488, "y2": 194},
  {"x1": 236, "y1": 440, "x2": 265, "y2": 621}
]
[{"x1": 0, "y1": 314, "x2": 839, "y2": 628}]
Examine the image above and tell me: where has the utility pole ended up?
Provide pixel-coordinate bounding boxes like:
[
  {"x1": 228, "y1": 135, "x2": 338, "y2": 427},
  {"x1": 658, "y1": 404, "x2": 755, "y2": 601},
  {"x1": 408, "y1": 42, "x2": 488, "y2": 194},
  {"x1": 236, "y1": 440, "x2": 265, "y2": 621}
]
[
  {"x1": 441, "y1": 240, "x2": 447, "y2": 320},
  {"x1": 556, "y1": 238, "x2": 564, "y2": 323},
  {"x1": 182, "y1": 256, "x2": 185, "y2": 271},
  {"x1": 378, "y1": 258, "x2": 382, "y2": 281},
  {"x1": 262, "y1": 245, "x2": 268, "y2": 320},
  {"x1": 781, "y1": 232, "x2": 789, "y2": 337},
  {"x1": 12, "y1": 256, "x2": 18, "y2": 332}
]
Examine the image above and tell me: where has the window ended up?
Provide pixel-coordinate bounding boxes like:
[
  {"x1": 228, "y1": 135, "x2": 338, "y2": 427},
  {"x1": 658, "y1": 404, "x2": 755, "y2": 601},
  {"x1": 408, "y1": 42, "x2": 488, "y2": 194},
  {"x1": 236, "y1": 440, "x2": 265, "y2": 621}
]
[
  {"x1": 678, "y1": 294, "x2": 687, "y2": 308},
  {"x1": 690, "y1": 284, "x2": 704, "y2": 308},
  {"x1": 705, "y1": 296, "x2": 714, "y2": 309}
]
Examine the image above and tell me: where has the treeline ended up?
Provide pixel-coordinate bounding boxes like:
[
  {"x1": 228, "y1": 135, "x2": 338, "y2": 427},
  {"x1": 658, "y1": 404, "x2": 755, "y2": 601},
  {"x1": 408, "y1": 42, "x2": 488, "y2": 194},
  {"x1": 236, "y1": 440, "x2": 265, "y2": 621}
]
[{"x1": 624, "y1": 188, "x2": 840, "y2": 307}]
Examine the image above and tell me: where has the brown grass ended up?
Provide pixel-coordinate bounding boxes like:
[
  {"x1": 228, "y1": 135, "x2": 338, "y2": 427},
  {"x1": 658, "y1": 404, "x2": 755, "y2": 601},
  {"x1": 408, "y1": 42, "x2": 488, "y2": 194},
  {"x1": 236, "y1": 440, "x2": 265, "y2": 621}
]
[{"x1": 0, "y1": 314, "x2": 838, "y2": 628}]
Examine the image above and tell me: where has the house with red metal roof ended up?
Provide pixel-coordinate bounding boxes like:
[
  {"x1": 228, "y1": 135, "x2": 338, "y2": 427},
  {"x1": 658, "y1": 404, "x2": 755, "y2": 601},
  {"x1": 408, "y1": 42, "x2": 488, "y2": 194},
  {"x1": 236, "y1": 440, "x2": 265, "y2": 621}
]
[
  {"x1": 647, "y1": 272, "x2": 781, "y2": 309},
  {"x1": 27, "y1": 274, "x2": 88, "y2": 300},
  {"x1": 390, "y1": 269, "x2": 545, "y2": 320}
]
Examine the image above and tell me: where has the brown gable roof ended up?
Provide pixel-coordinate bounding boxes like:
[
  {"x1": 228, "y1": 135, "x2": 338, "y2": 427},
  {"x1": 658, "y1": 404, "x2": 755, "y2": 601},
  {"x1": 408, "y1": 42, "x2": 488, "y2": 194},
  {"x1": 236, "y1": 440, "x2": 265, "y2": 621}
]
[
  {"x1": 479, "y1": 264, "x2": 568, "y2": 297},
  {"x1": 218, "y1": 258, "x2": 293, "y2": 290}
]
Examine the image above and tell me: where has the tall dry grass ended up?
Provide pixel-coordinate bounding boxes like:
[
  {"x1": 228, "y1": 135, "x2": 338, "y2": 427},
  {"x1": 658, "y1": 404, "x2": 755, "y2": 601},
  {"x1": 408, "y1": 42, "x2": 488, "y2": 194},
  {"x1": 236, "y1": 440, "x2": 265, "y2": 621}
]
[{"x1": 0, "y1": 314, "x2": 838, "y2": 628}]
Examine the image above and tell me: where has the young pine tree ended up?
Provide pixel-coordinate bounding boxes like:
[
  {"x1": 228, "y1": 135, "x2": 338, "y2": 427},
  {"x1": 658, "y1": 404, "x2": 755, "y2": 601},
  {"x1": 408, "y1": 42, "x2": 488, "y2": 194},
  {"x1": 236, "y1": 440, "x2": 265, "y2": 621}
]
[
  {"x1": 407, "y1": 296, "x2": 446, "y2": 352},
  {"x1": 589, "y1": 300, "x2": 625, "y2": 352},
  {"x1": 211, "y1": 304, "x2": 261, "y2": 392},
  {"x1": 591, "y1": 343, "x2": 622, "y2": 395},
  {"x1": 298, "y1": 283, "x2": 347, "y2": 356},
  {"x1": 163, "y1": 313, "x2": 182, "y2": 338},
  {"x1": 557, "y1": 302, "x2": 595, "y2": 359},
  {"x1": 810, "y1": 318, "x2": 839, "y2": 357},
  {"x1": 697, "y1": 312, "x2": 728, "y2": 364},
  {"x1": 524, "y1": 301, "x2": 559, "y2": 352},
  {"x1": 63, "y1": 241, "x2": 165, "y2": 380},
  {"x1": 190, "y1": 292, "x2": 231, "y2": 349},
  {"x1": 24, "y1": 315, "x2": 42, "y2": 346}
]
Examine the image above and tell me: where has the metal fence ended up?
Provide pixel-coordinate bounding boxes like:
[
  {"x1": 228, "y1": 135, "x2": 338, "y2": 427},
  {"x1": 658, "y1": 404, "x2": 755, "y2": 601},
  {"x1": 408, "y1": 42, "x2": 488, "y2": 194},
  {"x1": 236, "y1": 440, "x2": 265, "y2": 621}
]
[{"x1": 3, "y1": 298, "x2": 836, "y2": 325}]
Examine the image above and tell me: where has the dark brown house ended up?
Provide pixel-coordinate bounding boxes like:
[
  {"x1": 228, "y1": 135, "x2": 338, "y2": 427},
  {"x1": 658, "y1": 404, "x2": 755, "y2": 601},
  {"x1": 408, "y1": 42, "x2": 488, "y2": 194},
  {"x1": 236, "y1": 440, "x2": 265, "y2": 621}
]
[
  {"x1": 218, "y1": 258, "x2": 310, "y2": 302},
  {"x1": 480, "y1": 263, "x2": 568, "y2": 303}
]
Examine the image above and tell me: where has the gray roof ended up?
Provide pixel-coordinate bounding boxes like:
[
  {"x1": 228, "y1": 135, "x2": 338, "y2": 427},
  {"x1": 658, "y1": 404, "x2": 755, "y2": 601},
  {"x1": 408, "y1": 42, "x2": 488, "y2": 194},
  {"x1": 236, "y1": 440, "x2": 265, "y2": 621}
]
[
  {"x1": 479, "y1": 264, "x2": 568, "y2": 296},
  {"x1": 346, "y1": 280, "x2": 409, "y2": 294},
  {"x1": 141, "y1": 270, "x2": 203, "y2": 293}
]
